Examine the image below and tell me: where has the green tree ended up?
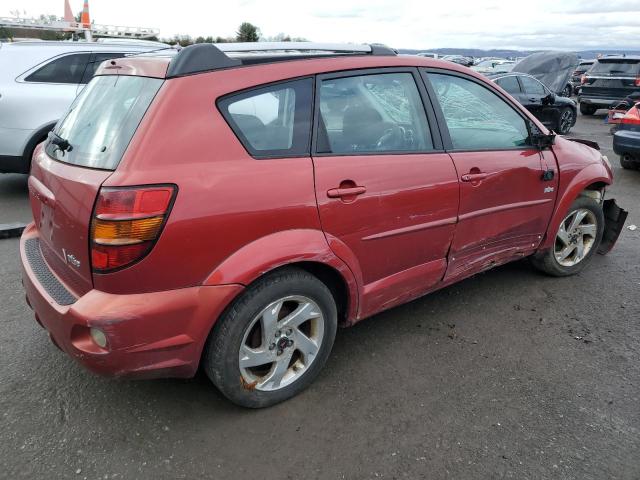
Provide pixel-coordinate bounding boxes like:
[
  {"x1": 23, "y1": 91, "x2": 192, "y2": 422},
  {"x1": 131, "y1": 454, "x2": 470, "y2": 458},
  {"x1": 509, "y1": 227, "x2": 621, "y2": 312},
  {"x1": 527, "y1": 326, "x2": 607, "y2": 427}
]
[
  {"x1": 195, "y1": 36, "x2": 206, "y2": 44},
  {"x1": 236, "y1": 22, "x2": 259, "y2": 42},
  {"x1": 0, "y1": 26, "x2": 13, "y2": 40}
]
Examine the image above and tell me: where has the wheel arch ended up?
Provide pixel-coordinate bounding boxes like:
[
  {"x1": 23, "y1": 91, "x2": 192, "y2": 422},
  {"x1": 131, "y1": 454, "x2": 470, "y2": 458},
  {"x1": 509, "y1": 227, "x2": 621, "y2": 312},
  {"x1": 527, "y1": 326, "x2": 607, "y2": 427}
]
[
  {"x1": 540, "y1": 166, "x2": 611, "y2": 250},
  {"x1": 202, "y1": 229, "x2": 360, "y2": 324},
  {"x1": 20, "y1": 121, "x2": 57, "y2": 173}
]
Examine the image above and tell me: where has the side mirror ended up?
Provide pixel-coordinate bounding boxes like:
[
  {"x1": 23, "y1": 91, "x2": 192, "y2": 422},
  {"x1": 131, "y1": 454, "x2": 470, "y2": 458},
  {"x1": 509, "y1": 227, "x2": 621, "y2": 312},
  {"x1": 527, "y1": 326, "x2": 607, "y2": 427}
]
[
  {"x1": 543, "y1": 93, "x2": 556, "y2": 105},
  {"x1": 529, "y1": 122, "x2": 556, "y2": 149}
]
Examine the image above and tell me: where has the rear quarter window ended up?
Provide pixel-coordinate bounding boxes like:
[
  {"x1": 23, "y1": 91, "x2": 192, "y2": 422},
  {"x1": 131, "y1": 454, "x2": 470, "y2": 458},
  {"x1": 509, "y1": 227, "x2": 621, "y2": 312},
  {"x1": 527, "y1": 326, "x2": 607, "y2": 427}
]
[
  {"x1": 25, "y1": 53, "x2": 91, "y2": 84},
  {"x1": 218, "y1": 78, "x2": 313, "y2": 158}
]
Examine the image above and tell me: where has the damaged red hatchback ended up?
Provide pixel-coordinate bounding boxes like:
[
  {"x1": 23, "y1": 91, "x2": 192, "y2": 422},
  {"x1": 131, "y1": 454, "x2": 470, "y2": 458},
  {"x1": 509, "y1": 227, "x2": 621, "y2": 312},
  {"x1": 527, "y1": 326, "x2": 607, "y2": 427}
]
[{"x1": 21, "y1": 43, "x2": 627, "y2": 408}]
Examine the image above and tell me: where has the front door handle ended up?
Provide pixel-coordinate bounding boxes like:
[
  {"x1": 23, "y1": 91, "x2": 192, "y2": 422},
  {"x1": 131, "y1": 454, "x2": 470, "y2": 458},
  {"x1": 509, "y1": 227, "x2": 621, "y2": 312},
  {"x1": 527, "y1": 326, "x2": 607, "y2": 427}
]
[
  {"x1": 327, "y1": 186, "x2": 367, "y2": 198},
  {"x1": 461, "y1": 172, "x2": 488, "y2": 182}
]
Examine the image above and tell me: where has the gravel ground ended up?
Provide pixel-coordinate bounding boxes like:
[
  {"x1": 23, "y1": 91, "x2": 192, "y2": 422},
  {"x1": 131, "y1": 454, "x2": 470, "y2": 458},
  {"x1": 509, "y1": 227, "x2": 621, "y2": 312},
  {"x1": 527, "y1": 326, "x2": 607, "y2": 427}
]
[{"x1": 0, "y1": 112, "x2": 639, "y2": 480}]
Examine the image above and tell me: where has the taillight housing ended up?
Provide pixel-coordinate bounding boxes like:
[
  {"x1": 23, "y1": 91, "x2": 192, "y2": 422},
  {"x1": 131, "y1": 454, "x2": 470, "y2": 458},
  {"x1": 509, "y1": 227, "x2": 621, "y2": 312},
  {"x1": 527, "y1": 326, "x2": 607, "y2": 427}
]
[
  {"x1": 581, "y1": 74, "x2": 588, "y2": 85},
  {"x1": 635, "y1": 76, "x2": 640, "y2": 87},
  {"x1": 621, "y1": 105, "x2": 640, "y2": 126},
  {"x1": 90, "y1": 185, "x2": 177, "y2": 273}
]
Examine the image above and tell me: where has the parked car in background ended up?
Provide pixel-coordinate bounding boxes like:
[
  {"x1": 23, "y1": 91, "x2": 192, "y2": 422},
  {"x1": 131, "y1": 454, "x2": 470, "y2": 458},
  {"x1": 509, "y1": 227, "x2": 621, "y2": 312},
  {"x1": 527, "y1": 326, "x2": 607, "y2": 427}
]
[
  {"x1": 21, "y1": 43, "x2": 626, "y2": 408},
  {"x1": 578, "y1": 56, "x2": 640, "y2": 115},
  {"x1": 490, "y1": 72, "x2": 578, "y2": 134},
  {"x1": 571, "y1": 59, "x2": 594, "y2": 94},
  {"x1": 416, "y1": 52, "x2": 439, "y2": 59},
  {"x1": 472, "y1": 59, "x2": 515, "y2": 75},
  {"x1": 613, "y1": 102, "x2": 640, "y2": 169},
  {"x1": 0, "y1": 39, "x2": 168, "y2": 174},
  {"x1": 513, "y1": 51, "x2": 578, "y2": 98},
  {"x1": 443, "y1": 55, "x2": 474, "y2": 67}
]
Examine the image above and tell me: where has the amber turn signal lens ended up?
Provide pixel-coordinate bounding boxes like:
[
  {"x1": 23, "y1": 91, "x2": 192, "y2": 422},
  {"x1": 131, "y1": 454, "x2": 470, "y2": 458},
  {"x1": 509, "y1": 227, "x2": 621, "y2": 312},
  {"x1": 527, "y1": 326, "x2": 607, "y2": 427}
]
[
  {"x1": 90, "y1": 185, "x2": 176, "y2": 273},
  {"x1": 92, "y1": 216, "x2": 164, "y2": 245}
]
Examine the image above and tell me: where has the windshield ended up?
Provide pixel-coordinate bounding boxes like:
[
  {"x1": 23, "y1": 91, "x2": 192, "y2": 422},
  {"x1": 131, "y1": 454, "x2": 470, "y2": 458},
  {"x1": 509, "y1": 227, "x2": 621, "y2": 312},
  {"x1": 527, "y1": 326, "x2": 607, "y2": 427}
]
[
  {"x1": 590, "y1": 60, "x2": 640, "y2": 76},
  {"x1": 46, "y1": 75, "x2": 163, "y2": 170}
]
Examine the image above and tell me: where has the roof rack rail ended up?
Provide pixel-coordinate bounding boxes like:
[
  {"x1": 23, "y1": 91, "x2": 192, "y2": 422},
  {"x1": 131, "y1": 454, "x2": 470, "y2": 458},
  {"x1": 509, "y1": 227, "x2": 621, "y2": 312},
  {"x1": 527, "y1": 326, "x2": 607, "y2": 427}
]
[{"x1": 166, "y1": 42, "x2": 397, "y2": 78}]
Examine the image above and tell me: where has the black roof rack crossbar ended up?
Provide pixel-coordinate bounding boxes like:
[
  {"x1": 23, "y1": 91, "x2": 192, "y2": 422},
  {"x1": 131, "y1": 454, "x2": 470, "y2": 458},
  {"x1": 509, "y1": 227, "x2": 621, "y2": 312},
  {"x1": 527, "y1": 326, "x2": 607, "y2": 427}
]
[{"x1": 166, "y1": 42, "x2": 397, "y2": 78}]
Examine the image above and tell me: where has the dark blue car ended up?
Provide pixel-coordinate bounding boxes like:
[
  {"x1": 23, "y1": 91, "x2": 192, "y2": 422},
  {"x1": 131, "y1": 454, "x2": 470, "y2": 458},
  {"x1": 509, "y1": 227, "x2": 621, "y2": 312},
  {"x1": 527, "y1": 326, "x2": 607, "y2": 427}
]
[{"x1": 613, "y1": 103, "x2": 640, "y2": 169}]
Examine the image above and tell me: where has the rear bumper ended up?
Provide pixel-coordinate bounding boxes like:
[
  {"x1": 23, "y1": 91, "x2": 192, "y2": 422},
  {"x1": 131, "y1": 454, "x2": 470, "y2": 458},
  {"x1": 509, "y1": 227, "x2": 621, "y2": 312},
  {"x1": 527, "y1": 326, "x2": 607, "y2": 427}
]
[
  {"x1": 20, "y1": 224, "x2": 243, "y2": 379},
  {"x1": 578, "y1": 96, "x2": 621, "y2": 108},
  {"x1": 613, "y1": 130, "x2": 640, "y2": 157}
]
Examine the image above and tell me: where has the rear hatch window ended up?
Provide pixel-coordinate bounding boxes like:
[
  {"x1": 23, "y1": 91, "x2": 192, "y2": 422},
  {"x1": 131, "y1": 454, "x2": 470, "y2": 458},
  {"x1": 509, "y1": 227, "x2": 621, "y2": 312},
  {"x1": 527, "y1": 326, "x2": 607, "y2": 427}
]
[
  {"x1": 46, "y1": 75, "x2": 163, "y2": 170},
  {"x1": 589, "y1": 60, "x2": 640, "y2": 76}
]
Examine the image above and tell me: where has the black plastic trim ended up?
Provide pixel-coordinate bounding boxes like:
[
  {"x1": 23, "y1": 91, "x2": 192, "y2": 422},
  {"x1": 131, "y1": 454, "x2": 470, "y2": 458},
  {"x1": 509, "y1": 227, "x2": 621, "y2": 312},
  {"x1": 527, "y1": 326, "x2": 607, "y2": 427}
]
[
  {"x1": 168, "y1": 43, "x2": 241, "y2": 77},
  {"x1": 25, "y1": 238, "x2": 76, "y2": 306}
]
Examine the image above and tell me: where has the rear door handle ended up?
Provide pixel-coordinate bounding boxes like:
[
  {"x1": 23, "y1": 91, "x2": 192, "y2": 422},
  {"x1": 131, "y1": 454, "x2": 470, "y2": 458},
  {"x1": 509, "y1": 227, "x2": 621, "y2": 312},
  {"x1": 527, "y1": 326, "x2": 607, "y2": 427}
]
[
  {"x1": 327, "y1": 186, "x2": 366, "y2": 198},
  {"x1": 461, "y1": 173, "x2": 488, "y2": 182}
]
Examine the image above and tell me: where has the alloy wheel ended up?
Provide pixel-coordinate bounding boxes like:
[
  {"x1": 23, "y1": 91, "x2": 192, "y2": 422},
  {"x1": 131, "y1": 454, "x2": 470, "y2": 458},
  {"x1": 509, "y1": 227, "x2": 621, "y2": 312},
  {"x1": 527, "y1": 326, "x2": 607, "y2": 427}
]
[
  {"x1": 238, "y1": 295, "x2": 325, "y2": 392},
  {"x1": 559, "y1": 109, "x2": 573, "y2": 134},
  {"x1": 554, "y1": 208, "x2": 598, "y2": 267}
]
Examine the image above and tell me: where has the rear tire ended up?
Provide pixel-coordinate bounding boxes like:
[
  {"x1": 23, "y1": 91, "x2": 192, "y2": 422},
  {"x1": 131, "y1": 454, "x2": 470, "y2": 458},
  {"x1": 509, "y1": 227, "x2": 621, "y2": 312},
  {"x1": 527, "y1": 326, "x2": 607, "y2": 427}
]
[
  {"x1": 203, "y1": 267, "x2": 337, "y2": 408},
  {"x1": 562, "y1": 84, "x2": 572, "y2": 97},
  {"x1": 531, "y1": 196, "x2": 604, "y2": 277},
  {"x1": 620, "y1": 155, "x2": 637, "y2": 170},
  {"x1": 580, "y1": 103, "x2": 597, "y2": 116}
]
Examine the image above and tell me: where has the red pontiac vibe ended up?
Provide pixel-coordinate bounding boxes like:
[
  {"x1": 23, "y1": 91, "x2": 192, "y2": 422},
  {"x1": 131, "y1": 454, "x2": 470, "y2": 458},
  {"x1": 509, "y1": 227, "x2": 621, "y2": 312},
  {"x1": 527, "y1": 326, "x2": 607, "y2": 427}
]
[{"x1": 21, "y1": 43, "x2": 627, "y2": 408}]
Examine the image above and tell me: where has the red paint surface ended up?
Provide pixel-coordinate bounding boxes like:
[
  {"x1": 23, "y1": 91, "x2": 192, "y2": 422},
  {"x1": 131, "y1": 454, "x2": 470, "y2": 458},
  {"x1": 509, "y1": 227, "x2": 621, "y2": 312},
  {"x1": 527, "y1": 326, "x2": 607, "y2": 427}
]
[{"x1": 21, "y1": 54, "x2": 616, "y2": 378}]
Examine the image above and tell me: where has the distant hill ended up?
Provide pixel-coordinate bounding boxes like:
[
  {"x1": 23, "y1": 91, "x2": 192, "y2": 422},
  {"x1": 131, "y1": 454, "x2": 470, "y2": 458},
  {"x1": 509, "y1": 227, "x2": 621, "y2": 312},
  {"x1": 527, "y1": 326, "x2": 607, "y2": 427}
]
[{"x1": 399, "y1": 48, "x2": 640, "y2": 60}]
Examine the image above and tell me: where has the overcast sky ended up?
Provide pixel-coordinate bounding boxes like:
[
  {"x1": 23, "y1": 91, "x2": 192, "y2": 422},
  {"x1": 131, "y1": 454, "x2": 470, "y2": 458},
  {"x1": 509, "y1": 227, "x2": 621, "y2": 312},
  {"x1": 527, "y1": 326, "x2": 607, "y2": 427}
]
[{"x1": 3, "y1": 0, "x2": 640, "y2": 50}]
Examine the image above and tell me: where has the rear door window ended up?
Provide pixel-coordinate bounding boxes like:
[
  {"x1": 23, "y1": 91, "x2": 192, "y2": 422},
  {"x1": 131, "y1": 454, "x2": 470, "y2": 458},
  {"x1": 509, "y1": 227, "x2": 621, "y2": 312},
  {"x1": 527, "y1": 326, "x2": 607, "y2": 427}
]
[
  {"x1": 429, "y1": 73, "x2": 530, "y2": 150},
  {"x1": 496, "y1": 76, "x2": 521, "y2": 95},
  {"x1": 25, "y1": 53, "x2": 91, "y2": 84},
  {"x1": 218, "y1": 78, "x2": 313, "y2": 158},
  {"x1": 519, "y1": 76, "x2": 547, "y2": 95},
  {"x1": 46, "y1": 75, "x2": 163, "y2": 170},
  {"x1": 317, "y1": 72, "x2": 433, "y2": 154}
]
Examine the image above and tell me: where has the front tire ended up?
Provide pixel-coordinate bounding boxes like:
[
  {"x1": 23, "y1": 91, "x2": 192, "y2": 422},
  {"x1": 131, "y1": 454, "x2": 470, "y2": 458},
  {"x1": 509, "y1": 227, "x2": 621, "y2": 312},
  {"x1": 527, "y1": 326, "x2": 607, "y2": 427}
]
[
  {"x1": 203, "y1": 267, "x2": 337, "y2": 408},
  {"x1": 531, "y1": 196, "x2": 604, "y2": 277}
]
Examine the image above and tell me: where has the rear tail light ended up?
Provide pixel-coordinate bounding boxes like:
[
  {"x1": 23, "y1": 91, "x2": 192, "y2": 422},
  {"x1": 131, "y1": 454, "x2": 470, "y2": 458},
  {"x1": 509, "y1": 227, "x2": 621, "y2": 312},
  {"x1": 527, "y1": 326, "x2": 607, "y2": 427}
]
[
  {"x1": 581, "y1": 75, "x2": 587, "y2": 85},
  {"x1": 635, "y1": 76, "x2": 640, "y2": 87},
  {"x1": 90, "y1": 185, "x2": 176, "y2": 273},
  {"x1": 621, "y1": 106, "x2": 640, "y2": 126}
]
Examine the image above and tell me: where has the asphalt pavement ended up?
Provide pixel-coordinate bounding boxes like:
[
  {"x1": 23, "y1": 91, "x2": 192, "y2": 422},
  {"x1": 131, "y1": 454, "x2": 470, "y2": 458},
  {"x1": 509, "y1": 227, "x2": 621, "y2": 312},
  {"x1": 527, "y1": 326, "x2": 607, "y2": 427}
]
[{"x1": 1, "y1": 112, "x2": 639, "y2": 479}]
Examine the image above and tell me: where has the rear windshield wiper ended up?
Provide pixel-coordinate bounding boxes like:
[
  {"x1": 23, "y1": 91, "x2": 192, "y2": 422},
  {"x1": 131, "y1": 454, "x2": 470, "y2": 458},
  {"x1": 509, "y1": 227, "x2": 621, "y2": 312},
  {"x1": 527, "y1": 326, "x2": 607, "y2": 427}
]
[{"x1": 47, "y1": 131, "x2": 73, "y2": 152}]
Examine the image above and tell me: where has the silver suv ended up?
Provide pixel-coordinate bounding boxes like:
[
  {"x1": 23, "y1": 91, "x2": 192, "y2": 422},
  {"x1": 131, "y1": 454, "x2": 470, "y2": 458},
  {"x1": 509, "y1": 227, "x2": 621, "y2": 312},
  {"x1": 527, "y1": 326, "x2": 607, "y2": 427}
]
[{"x1": 0, "y1": 40, "x2": 167, "y2": 174}]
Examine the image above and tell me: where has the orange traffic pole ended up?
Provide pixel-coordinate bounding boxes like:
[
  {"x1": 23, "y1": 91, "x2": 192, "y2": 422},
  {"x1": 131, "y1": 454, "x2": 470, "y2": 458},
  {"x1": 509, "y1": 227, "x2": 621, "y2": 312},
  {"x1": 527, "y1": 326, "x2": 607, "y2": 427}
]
[{"x1": 80, "y1": 0, "x2": 91, "y2": 28}]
